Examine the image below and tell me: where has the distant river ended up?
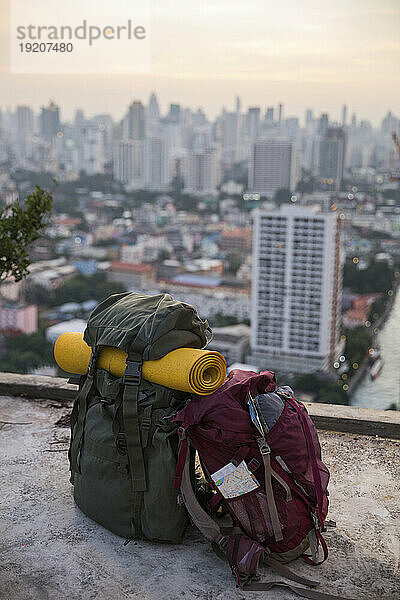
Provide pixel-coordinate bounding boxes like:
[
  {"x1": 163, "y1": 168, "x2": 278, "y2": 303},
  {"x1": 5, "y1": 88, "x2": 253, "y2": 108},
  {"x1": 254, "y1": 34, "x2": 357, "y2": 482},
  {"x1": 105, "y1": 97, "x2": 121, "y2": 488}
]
[{"x1": 351, "y1": 291, "x2": 400, "y2": 410}]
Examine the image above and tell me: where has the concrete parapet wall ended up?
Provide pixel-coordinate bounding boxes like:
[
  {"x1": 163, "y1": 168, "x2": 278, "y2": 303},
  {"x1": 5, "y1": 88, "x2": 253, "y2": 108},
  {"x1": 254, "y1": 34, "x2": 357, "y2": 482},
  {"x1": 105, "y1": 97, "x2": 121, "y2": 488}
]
[{"x1": 0, "y1": 371, "x2": 399, "y2": 439}]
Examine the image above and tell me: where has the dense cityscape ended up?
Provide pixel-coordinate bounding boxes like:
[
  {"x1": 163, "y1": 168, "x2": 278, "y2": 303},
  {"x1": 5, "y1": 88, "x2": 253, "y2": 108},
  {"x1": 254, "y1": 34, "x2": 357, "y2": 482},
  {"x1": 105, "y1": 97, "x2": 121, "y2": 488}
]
[{"x1": 0, "y1": 95, "x2": 399, "y2": 408}]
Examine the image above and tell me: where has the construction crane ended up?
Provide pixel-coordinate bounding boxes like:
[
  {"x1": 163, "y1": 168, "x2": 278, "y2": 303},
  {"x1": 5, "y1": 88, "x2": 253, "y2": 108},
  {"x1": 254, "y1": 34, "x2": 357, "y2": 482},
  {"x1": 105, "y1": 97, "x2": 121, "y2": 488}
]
[{"x1": 390, "y1": 132, "x2": 400, "y2": 181}]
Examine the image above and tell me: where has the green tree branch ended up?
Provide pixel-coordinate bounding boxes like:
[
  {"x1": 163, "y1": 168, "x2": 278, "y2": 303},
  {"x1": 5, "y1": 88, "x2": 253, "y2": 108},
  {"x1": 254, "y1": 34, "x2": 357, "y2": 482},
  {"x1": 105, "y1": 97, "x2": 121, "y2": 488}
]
[{"x1": 0, "y1": 186, "x2": 52, "y2": 282}]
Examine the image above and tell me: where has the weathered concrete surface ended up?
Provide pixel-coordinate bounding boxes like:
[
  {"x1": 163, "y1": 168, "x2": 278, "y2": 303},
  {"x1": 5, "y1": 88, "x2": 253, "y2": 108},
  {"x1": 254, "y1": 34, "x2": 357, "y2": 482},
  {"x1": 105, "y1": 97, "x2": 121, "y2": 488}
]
[
  {"x1": 0, "y1": 373, "x2": 77, "y2": 403},
  {"x1": 305, "y1": 402, "x2": 400, "y2": 440},
  {"x1": 0, "y1": 395, "x2": 399, "y2": 600}
]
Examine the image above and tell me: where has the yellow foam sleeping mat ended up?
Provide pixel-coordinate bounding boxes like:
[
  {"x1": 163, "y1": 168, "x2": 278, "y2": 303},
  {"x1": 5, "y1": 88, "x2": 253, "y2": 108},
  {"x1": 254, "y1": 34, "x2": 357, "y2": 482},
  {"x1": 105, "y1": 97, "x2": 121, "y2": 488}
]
[{"x1": 54, "y1": 332, "x2": 226, "y2": 396}]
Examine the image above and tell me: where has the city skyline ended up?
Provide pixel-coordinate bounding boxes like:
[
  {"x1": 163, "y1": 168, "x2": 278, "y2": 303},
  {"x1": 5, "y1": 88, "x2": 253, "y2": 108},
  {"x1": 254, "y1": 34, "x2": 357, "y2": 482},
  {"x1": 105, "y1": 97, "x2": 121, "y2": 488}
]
[
  {"x1": 2, "y1": 94, "x2": 398, "y2": 197},
  {"x1": 0, "y1": 0, "x2": 399, "y2": 125},
  {"x1": 0, "y1": 92, "x2": 397, "y2": 130},
  {"x1": 0, "y1": 95, "x2": 397, "y2": 128}
]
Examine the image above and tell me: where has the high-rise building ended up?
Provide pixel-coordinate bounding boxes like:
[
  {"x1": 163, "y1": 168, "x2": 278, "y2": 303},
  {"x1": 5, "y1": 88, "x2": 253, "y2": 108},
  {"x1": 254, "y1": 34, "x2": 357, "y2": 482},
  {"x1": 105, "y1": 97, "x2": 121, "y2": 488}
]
[
  {"x1": 249, "y1": 205, "x2": 343, "y2": 373},
  {"x1": 247, "y1": 107, "x2": 260, "y2": 139},
  {"x1": 381, "y1": 111, "x2": 399, "y2": 135},
  {"x1": 167, "y1": 104, "x2": 181, "y2": 124},
  {"x1": 318, "y1": 113, "x2": 329, "y2": 135},
  {"x1": 284, "y1": 117, "x2": 300, "y2": 140},
  {"x1": 221, "y1": 111, "x2": 239, "y2": 164},
  {"x1": 341, "y1": 105, "x2": 347, "y2": 126},
  {"x1": 248, "y1": 139, "x2": 297, "y2": 196},
  {"x1": 317, "y1": 127, "x2": 346, "y2": 191},
  {"x1": 124, "y1": 101, "x2": 145, "y2": 140},
  {"x1": 265, "y1": 107, "x2": 274, "y2": 123},
  {"x1": 144, "y1": 136, "x2": 170, "y2": 190},
  {"x1": 79, "y1": 126, "x2": 105, "y2": 175},
  {"x1": 148, "y1": 92, "x2": 160, "y2": 121},
  {"x1": 40, "y1": 101, "x2": 60, "y2": 140},
  {"x1": 113, "y1": 139, "x2": 145, "y2": 188},
  {"x1": 185, "y1": 147, "x2": 219, "y2": 194},
  {"x1": 235, "y1": 96, "x2": 241, "y2": 114},
  {"x1": 278, "y1": 103, "x2": 284, "y2": 125},
  {"x1": 90, "y1": 114, "x2": 114, "y2": 162},
  {"x1": 74, "y1": 109, "x2": 85, "y2": 130},
  {"x1": 16, "y1": 105, "x2": 34, "y2": 159}
]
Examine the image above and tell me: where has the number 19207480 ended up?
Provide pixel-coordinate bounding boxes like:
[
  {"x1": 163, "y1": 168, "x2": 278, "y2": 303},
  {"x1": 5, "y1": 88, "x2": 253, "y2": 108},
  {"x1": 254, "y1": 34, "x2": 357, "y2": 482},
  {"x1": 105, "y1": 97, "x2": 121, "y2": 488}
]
[{"x1": 19, "y1": 43, "x2": 73, "y2": 52}]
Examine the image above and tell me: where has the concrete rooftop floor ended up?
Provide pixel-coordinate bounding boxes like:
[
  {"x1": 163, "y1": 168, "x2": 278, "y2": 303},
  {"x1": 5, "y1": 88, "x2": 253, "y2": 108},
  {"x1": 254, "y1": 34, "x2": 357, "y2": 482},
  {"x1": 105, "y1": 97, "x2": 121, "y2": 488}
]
[{"x1": 0, "y1": 395, "x2": 399, "y2": 600}]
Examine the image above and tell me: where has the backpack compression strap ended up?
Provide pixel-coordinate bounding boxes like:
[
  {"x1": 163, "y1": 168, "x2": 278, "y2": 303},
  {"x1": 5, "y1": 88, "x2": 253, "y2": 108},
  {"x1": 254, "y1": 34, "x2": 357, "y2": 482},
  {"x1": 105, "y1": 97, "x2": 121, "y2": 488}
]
[
  {"x1": 244, "y1": 580, "x2": 356, "y2": 600},
  {"x1": 257, "y1": 437, "x2": 284, "y2": 542},
  {"x1": 122, "y1": 350, "x2": 147, "y2": 492}
]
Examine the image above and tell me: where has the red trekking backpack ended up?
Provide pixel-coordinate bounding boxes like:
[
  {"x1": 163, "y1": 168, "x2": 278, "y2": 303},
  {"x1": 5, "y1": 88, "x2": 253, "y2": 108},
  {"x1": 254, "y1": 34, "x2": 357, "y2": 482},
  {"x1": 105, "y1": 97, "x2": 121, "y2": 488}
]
[{"x1": 173, "y1": 369, "x2": 348, "y2": 600}]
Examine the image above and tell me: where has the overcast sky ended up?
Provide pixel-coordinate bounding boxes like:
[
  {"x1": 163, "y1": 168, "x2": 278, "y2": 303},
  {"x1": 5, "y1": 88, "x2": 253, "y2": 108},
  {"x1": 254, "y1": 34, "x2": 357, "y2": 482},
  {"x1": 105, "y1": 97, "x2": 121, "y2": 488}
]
[{"x1": 0, "y1": 0, "x2": 399, "y2": 124}]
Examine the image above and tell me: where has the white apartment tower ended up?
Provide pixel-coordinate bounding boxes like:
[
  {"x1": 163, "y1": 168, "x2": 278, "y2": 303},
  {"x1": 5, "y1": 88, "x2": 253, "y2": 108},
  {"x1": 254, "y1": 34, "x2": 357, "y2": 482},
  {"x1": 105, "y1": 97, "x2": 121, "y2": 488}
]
[
  {"x1": 248, "y1": 139, "x2": 297, "y2": 197},
  {"x1": 113, "y1": 137, "x2": 170, "y2": 191},
  {"x1": 113, "y1": 140, "x2": 145, "y2": 188},
  {"x1": 79, "y1": 126, "x2": 105, "y2": 175},
  {"x1": 144, "y1": 136, "x2": 170, "y2": 191},
  {"x1": 16, "y1": 105, "x2": 34, "y2": 160},
  {"x1": 185, "y1": 147, "x2": 220, "y2": 195},
  {"x1": 249, "y1": 206, "x2": 343, "y2": 373}
]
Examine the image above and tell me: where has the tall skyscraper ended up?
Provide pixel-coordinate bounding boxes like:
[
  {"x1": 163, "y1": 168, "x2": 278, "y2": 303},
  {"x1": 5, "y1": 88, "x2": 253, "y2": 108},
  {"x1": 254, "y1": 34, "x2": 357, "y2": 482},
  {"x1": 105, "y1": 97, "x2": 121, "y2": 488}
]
[
  {"x1": 16, "y1": 105, "x2": 34, "y2": 159},
  {"x1": 265, "y1": 107, "x2": 274, "y2": 123},
  {"x1": 113, "y1": 139, "x2": 145, "y2": 188},
  {"x1": 278, "y1": 103, "x2": 284, "y2": 125},
  {"x1": 381, "y1": 111, "x2": 399, "y2": 135},
  {"x1": 144, "y1": 136, "x2": 170, "y2": 191},
  {"x1": 341, "y1": 105, "x2": 347, "y2": 126},
  {"x1": 317, "y1": 127, "x2": 346, "y2": 191},
  {"x1": 40, "y1": 101, "x2": 60, "y2": 140},
  {"x1": 318, "y1": 113, "x2": 329, "y2": 135},
  {"x1": 221, "y1": 111, "x2": 239, "y2": 164},
  {"x1": 79, "y1": 126, "x2": 105, "y2": 175},
  {"x1": 124, "y1": 101, "x2": 146, "y2": 140},
  {"x1": 185, "y1": 147, "x2": 220, "y2": 194},
  {"x1": 247, "y1": 107, "x2": 260, "y2": 139},
  {"x1": 148, "y1": 92, "x2": 160, "y2": 121},
  {"x1": 91, "y1": 114, "x2": 114, "y2": 162},
  {"x1": 74, "y1": 109, "x2": 85, "y2": 130},
  {"x1": 249, "y1": 206, "x2": 343, "y2": 373},
  {"x1": 167, "y1": 104, "x2": 181, "y2": 124},
  {"x1": 235, "y1": 96, "x2": 241, "y2": 114},
  {"x1": 248, "y1": 139, "x2": 297, "y2": 196}
]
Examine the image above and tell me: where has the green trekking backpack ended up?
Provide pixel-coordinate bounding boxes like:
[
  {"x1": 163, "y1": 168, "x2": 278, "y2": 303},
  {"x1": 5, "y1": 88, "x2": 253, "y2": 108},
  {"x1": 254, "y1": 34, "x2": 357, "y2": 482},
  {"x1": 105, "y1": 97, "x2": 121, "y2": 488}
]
[{"x1": 68, "y1": 291, "x2": 210, "y2": 543}]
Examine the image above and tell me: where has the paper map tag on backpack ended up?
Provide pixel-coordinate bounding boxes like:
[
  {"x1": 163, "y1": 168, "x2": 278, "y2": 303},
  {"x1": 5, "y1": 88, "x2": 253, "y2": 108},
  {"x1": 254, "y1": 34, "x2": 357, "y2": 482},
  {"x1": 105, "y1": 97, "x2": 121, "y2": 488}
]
[{"x1": 211, "y1": 461, "x2": 259, "y2": 499}]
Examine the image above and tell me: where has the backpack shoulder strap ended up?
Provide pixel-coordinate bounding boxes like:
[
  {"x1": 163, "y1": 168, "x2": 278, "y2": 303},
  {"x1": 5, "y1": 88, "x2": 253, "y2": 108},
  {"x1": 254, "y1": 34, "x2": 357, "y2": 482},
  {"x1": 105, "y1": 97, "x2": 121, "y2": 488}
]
[
  {"x1": 179, "y1": 436, "x2": 225, "y2": 544},
  {"x1": 69, "y1": 349, "x2": 98, "y2": 474}
]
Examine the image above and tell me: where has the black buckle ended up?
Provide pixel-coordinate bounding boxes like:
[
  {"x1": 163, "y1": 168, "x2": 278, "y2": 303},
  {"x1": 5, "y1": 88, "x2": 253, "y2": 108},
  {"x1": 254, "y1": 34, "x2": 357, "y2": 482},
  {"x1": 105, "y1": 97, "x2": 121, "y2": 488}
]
[
  {"x1": 123, "y1": 360, "x2": 142, "y2": 386},
  {"x1": 248, "y1": 458, "x2": 260, "y2": 472},
  {"x1": 116, "y1": 432, "x2": 127, "y2": 455},
  {"x1": 141, "y1": 416, "x2": 151, "y2": 430},
  {"x1": 117, "y1": 462, "x2": 130, "y2": 476}
]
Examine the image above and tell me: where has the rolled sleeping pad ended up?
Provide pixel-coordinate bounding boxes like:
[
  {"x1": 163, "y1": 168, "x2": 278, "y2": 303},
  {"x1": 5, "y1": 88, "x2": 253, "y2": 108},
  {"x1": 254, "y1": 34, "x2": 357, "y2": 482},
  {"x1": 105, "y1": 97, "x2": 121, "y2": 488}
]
[{"x1": 54, "y1": 332, "x2": 226, "y2": 396}]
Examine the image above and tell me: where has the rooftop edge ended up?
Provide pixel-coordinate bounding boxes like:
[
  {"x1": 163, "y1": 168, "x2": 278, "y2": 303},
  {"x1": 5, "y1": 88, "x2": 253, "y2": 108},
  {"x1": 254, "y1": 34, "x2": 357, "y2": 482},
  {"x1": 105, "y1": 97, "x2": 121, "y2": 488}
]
[{"x1": 0, "y1": 372, "x2": 399, "y2": 440}]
